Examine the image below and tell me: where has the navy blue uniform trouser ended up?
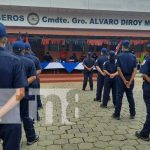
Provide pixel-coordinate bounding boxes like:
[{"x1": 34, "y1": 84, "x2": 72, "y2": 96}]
[
  {"x1": 102, "y1": 76, "x2": 117, "y2": 106},
  {"x1": 28, "y1": 95, "x2": 40, "y2": 121},
  {"x1": 36, "y1": 78, "x2": 42, "y2": 108},
  {"x1": 114, "y1": 77, "x2": 136, "y2": 117},
  {"x1": 140, "y1": 90, "x2": 150, "y2": 137},
  {"x1": 20, "y1": 97, "x2": 36, "y2": 142},
  {"x1": 83, "y1": 72, "x2": 93, "y2": 90},
  {"x1": 96, "y1": 74, "x2": 104, "y2": 100},
  {"x1": 0, "y1": 124, "x2": 21, "y2": 150}
]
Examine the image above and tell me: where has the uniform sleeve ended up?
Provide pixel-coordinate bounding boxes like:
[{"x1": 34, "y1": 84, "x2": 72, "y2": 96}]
[
  {"x1": 35, "y1": 58, "x2": 42, "y2": 70},
  {"x1": 116, "y1": 55, "x2": 121, "y2": 68},
  {"x1": 95, "y1": 59, "x2": 98, "y2": 66},
  {"x1": 13, "y1": 60, "x2": 28, "y2": 88},
  {"x1": 140, "y1": 59, "x2": 150, "y2": 75},
  {"x1": 95, "y1": 59, "x2": 100, "y2": 66},
  {"x1": 83, "y1": 59, "x2": 86, "y2": 65},
  {"x1": 29, "y1": 61, "x2": 37, "y2": 77},
  {"x1": 103, "y1": 62, "x2": 107, "y2": 70},
  {"x1": 115, "y1": 60, "x2": 118, "y2": 72},
  {"x1": 132, "y1": 56, "x2": 137, "y2": 68},
  {"x1": 92, "y1": 59, "x2": 95, "y2": 66}
]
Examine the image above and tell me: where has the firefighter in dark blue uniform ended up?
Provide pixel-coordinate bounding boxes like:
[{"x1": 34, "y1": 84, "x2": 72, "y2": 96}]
[
  {"x1": 113, "y1": 40, "x2": 137, "y2": 120},
  {"x1": 13, "y1": 41, "x2": 39, "y2": 145},
  {"x1": 82, "y1": 52, "x2": 95, "y2": 91},
  {"x1": 0, "y1": 23, "x2": 27, "y2": 150},
  {"x1": 100, "y1": 51, "x2": 118, "y2": 108},
  {"x1": 94, "y1": 48, "x2": 108, "y2": 102},
  {"x1": 24, "y1": 43, "x2": 42, "y2": 110},
  {"x1": 135, "y1": 44, "x2": 150, "y2": 141}
]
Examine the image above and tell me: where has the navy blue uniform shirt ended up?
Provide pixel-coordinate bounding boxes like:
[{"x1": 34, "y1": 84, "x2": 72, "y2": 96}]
[
  {"x1": 140, "y1": 56, "x2": 150, "y2": 91},
  {"x1": 19, "y1": 55, "x2": 36, "y2": 79},
  {"x1": 103, "y1": 60, "x2": 117, "y2": 74},
  {"x1": 96, "y1": 56, "x2": 108, "y2": 69},
  {"x1": 0, "y1": 47, "x2": 28, "y2": 123},
  {"x1": 19, "y1": 55, "x2": 37, "y2": 89},
  {"x1": 24, "y1": 54, "x2": 41, "y2": 71},
  {"x1": 117, "y1": 51, "x2": 136, "y2": 75},
  {"x1": 95, "y1": 55, "x2": 108, "y2": 75},
  {"x1": 0, "y1": 47, "x2": 28, "y2": 88},
  {"x1": 83, "y1": 57, "x2": 95, "y2": 72},
  {"x1": 24, "y1": 54, "x2": 41, "y2": 88}
]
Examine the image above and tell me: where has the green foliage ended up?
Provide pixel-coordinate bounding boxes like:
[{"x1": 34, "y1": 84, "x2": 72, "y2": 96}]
[{"x1": 139, "y1": 54, "x2": 145, "y2": 63}]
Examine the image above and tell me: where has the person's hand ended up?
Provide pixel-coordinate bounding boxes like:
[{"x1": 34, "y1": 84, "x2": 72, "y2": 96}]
[
  {"x1": 124, "y1": 80, "x2": 129, "y2": 87},
  {"x1": 90, "y1": 67, "x2": 93, "y2": 71},
  {"x1": 124, "y1": 80, "x2": 130, "y2": 88},
  {"x1": 126, "y1": 81, "x2": 132, "y2": 89},
  {"x1": 88, "y1": 68, "x2": 91, "y2": 71},
  {"x1": 110, "y1": 74, "x2": 115, "y2": 79},
  {"x1": 102, "y1": 72, "x2": 106, "y2": 76}
]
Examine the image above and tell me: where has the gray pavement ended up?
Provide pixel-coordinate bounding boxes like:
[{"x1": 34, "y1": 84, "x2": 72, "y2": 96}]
[{"x1": 1, "y1": 78, "x2": 150, "y2": 150}]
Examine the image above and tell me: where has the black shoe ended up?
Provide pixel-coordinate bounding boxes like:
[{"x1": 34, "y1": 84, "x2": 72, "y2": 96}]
[
  {"x1": 130, "y1": 115, "x2": 135, "y2": 119},
  {"x1": 27, "y1": 135, "x2": 39, "y2": 145},
  {"x1": 112, "y1": 113, "x2": 120, "y2": 120},
  {"x1": 82, "y1": 89, "x2": 85, "y2": 91},
  {"x1": 90, "y1": 89, "x2": 93, "y2": 91},
  {"x1": 135, "y1": 131, "x2": 150, "y2": 141},
  {"x1": 94, "y1": 98, "x2": 101, "y2": 102},
  {"x1": 100, "y1": 104, "x2": 107, "y2": 108}
]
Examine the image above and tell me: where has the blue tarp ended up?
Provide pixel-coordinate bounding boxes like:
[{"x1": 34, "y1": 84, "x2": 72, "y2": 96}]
[
  {"x1": 61, "y1": 62, "x2": 79, "y2": 73},
  {"x1": 41, "y1": 62, "x2": 80, "y2": 72},
  {"x1": 41, "y1": 62, "x2": 49, "y2": 70}
]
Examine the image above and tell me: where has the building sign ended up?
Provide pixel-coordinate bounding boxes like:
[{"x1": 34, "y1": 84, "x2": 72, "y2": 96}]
[{"x1": 0, "y1": 10, "x2": 150, "y2": 30}]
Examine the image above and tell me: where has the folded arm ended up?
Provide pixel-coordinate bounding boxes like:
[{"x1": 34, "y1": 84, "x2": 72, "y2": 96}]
[
  {"x1": 0, "y1": 88, "x2": 25, "y2": 118},
  {"x1": 96, "y1": 66, "x2": 105, "y2": 76}
]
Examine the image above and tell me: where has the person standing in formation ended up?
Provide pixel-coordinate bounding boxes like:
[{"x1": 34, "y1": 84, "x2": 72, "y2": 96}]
[
  {"x1": 94, "y1": 48, "x2": 108, "y2": 102},
  {"x1": 0, "y1": 23, "x2": 27, "y2": 150},
  {"x1": 82, "y1": 52, "x2": 95, "y2": 91},
  {"x1": 113, "y1": 40, "x2": 137, "y2": 120},
  {"x1": 24, "y1": 43, "x2": 42, "y2": 121},
  {"x1": 13, "y1": 41, "x2": 39, "y2": 145},
  {"x1": 135, "y1": 44, "x2": 150, "y2": 141},
  {"x1": 101, "y1": 50, "x2": 118, "y2": 108}
]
